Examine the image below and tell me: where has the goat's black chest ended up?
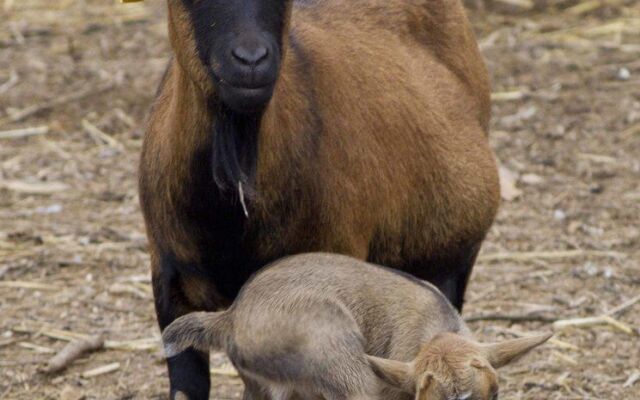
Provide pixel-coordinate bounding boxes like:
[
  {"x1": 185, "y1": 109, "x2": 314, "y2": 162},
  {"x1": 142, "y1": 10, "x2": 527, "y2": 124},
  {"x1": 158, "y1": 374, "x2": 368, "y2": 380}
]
[
  {"x1": 170, "y1": 103, "x2": 296, "y2": 304},
  {"x1": 177, "y1": 138, "x2": 271, "y2": 302},
  {"x1": 162, "y1": 105, "x2": 320, "y2": 305}
]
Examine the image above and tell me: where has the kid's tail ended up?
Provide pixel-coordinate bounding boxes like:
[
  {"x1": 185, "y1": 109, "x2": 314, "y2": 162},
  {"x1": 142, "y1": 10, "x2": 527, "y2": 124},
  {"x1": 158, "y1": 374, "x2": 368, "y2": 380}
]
[{"x1": 162, "y1": 311, "x2": 232, "y2": 358}]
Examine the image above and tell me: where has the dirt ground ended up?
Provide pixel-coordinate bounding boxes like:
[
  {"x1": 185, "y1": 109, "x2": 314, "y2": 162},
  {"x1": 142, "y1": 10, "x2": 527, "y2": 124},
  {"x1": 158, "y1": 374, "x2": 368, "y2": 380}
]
[{"x1": 0, "y1": 1, "x2": 639, "y2": 399}]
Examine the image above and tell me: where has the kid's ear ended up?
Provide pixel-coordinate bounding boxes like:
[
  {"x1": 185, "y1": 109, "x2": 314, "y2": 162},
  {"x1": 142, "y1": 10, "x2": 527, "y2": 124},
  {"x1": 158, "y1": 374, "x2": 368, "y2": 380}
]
[
  {"x1": 366, "y1": 355, "x2": 415, "y2": 394},
  {"x1": 480, "y1": 332, "x2": 553, "y2": 368}
]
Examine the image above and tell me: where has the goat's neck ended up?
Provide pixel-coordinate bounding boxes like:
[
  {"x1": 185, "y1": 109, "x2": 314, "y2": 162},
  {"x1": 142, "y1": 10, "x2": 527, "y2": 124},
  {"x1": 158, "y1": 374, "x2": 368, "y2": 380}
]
[
  {"x1": 164, "y1": 53, "x2": 311, "y2": 201},
  {"x1": 165, "y1": 63, "x2": 213, "y2": 159}
]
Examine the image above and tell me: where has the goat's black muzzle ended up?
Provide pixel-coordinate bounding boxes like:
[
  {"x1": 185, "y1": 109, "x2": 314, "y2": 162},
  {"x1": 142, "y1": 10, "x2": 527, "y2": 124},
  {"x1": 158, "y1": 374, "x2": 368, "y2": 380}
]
[{"x1": 212, "y1": 35, "x2": 280, "y2": 114}]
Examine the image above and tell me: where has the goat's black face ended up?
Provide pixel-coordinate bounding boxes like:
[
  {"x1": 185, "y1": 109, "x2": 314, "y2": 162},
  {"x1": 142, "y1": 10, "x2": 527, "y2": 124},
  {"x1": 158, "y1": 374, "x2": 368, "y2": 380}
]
[{"x1": 183, "y1": 0, "x2": 290, "y2": 113}]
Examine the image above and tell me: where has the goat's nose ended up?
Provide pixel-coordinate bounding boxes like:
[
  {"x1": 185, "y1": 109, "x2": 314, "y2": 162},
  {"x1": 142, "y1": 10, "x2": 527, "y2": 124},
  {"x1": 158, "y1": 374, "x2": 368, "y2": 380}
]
[{"x1": 231, "y1": 45, "x2": 269, "y2": 66}]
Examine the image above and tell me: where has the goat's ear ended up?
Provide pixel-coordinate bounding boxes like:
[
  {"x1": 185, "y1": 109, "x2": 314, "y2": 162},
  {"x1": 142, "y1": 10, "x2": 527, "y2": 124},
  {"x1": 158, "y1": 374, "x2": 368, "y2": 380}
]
[
  {"x1": 366, "y1": 355, "x2": 415, "y2": 393},
  {"x1": 481, "y1": 332, "x2": 553, "y2": 368}
]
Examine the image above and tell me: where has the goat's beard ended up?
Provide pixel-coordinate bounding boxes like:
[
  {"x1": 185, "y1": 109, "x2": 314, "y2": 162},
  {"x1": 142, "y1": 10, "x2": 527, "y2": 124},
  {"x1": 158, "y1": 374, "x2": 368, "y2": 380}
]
[{"x1": 210, "y1": 102, "x2": 261, "y2": 202}]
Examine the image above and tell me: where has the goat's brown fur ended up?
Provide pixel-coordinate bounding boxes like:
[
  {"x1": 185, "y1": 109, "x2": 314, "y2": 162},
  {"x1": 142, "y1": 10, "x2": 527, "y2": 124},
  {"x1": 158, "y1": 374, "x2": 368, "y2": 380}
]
[
  {"x1": 140, "y1": 0, "x2": 499, "y2": 398},
  {"x1": 141, "y1": 0, "x2": 498, "y2": 292}
]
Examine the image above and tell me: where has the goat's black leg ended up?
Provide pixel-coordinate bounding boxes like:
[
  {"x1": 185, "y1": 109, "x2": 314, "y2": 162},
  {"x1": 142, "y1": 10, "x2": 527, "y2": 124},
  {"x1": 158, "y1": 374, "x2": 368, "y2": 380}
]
[
  {"x1": 166, "y1": 350, "x2": 210, "y2": 400},
  {"x1": 431, "y1": 242, "x2": 481, "y2": 312},
  {"x1": 153, "y1": 255, "x2": 218, "y2": 400},
  {"x1": 400, "y1": 242, "x2": 482, "y2": 312}
]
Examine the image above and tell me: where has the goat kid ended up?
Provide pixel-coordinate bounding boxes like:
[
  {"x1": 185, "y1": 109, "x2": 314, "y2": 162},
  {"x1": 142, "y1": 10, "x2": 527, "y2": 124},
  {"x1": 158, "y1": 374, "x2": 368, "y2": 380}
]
[{"x1": 163, "y1": 254, "x2": 551, "y2": 400}]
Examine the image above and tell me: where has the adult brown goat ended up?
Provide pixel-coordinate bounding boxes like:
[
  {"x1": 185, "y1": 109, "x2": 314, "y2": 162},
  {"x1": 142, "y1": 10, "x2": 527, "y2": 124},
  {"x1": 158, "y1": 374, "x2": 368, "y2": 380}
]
[{"x1": 139, "y1": 0, "x2": 500, "y2": 399}]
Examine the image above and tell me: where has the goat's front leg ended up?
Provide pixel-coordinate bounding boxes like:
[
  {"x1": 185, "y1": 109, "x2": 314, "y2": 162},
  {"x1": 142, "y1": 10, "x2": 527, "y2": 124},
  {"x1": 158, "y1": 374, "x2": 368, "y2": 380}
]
[
  {"x1": 166, "y1": 347, "x2": 210, "y2": 400},
  {"x1": 153, "y1": 254, "x2": 224, "y2": 400}
]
